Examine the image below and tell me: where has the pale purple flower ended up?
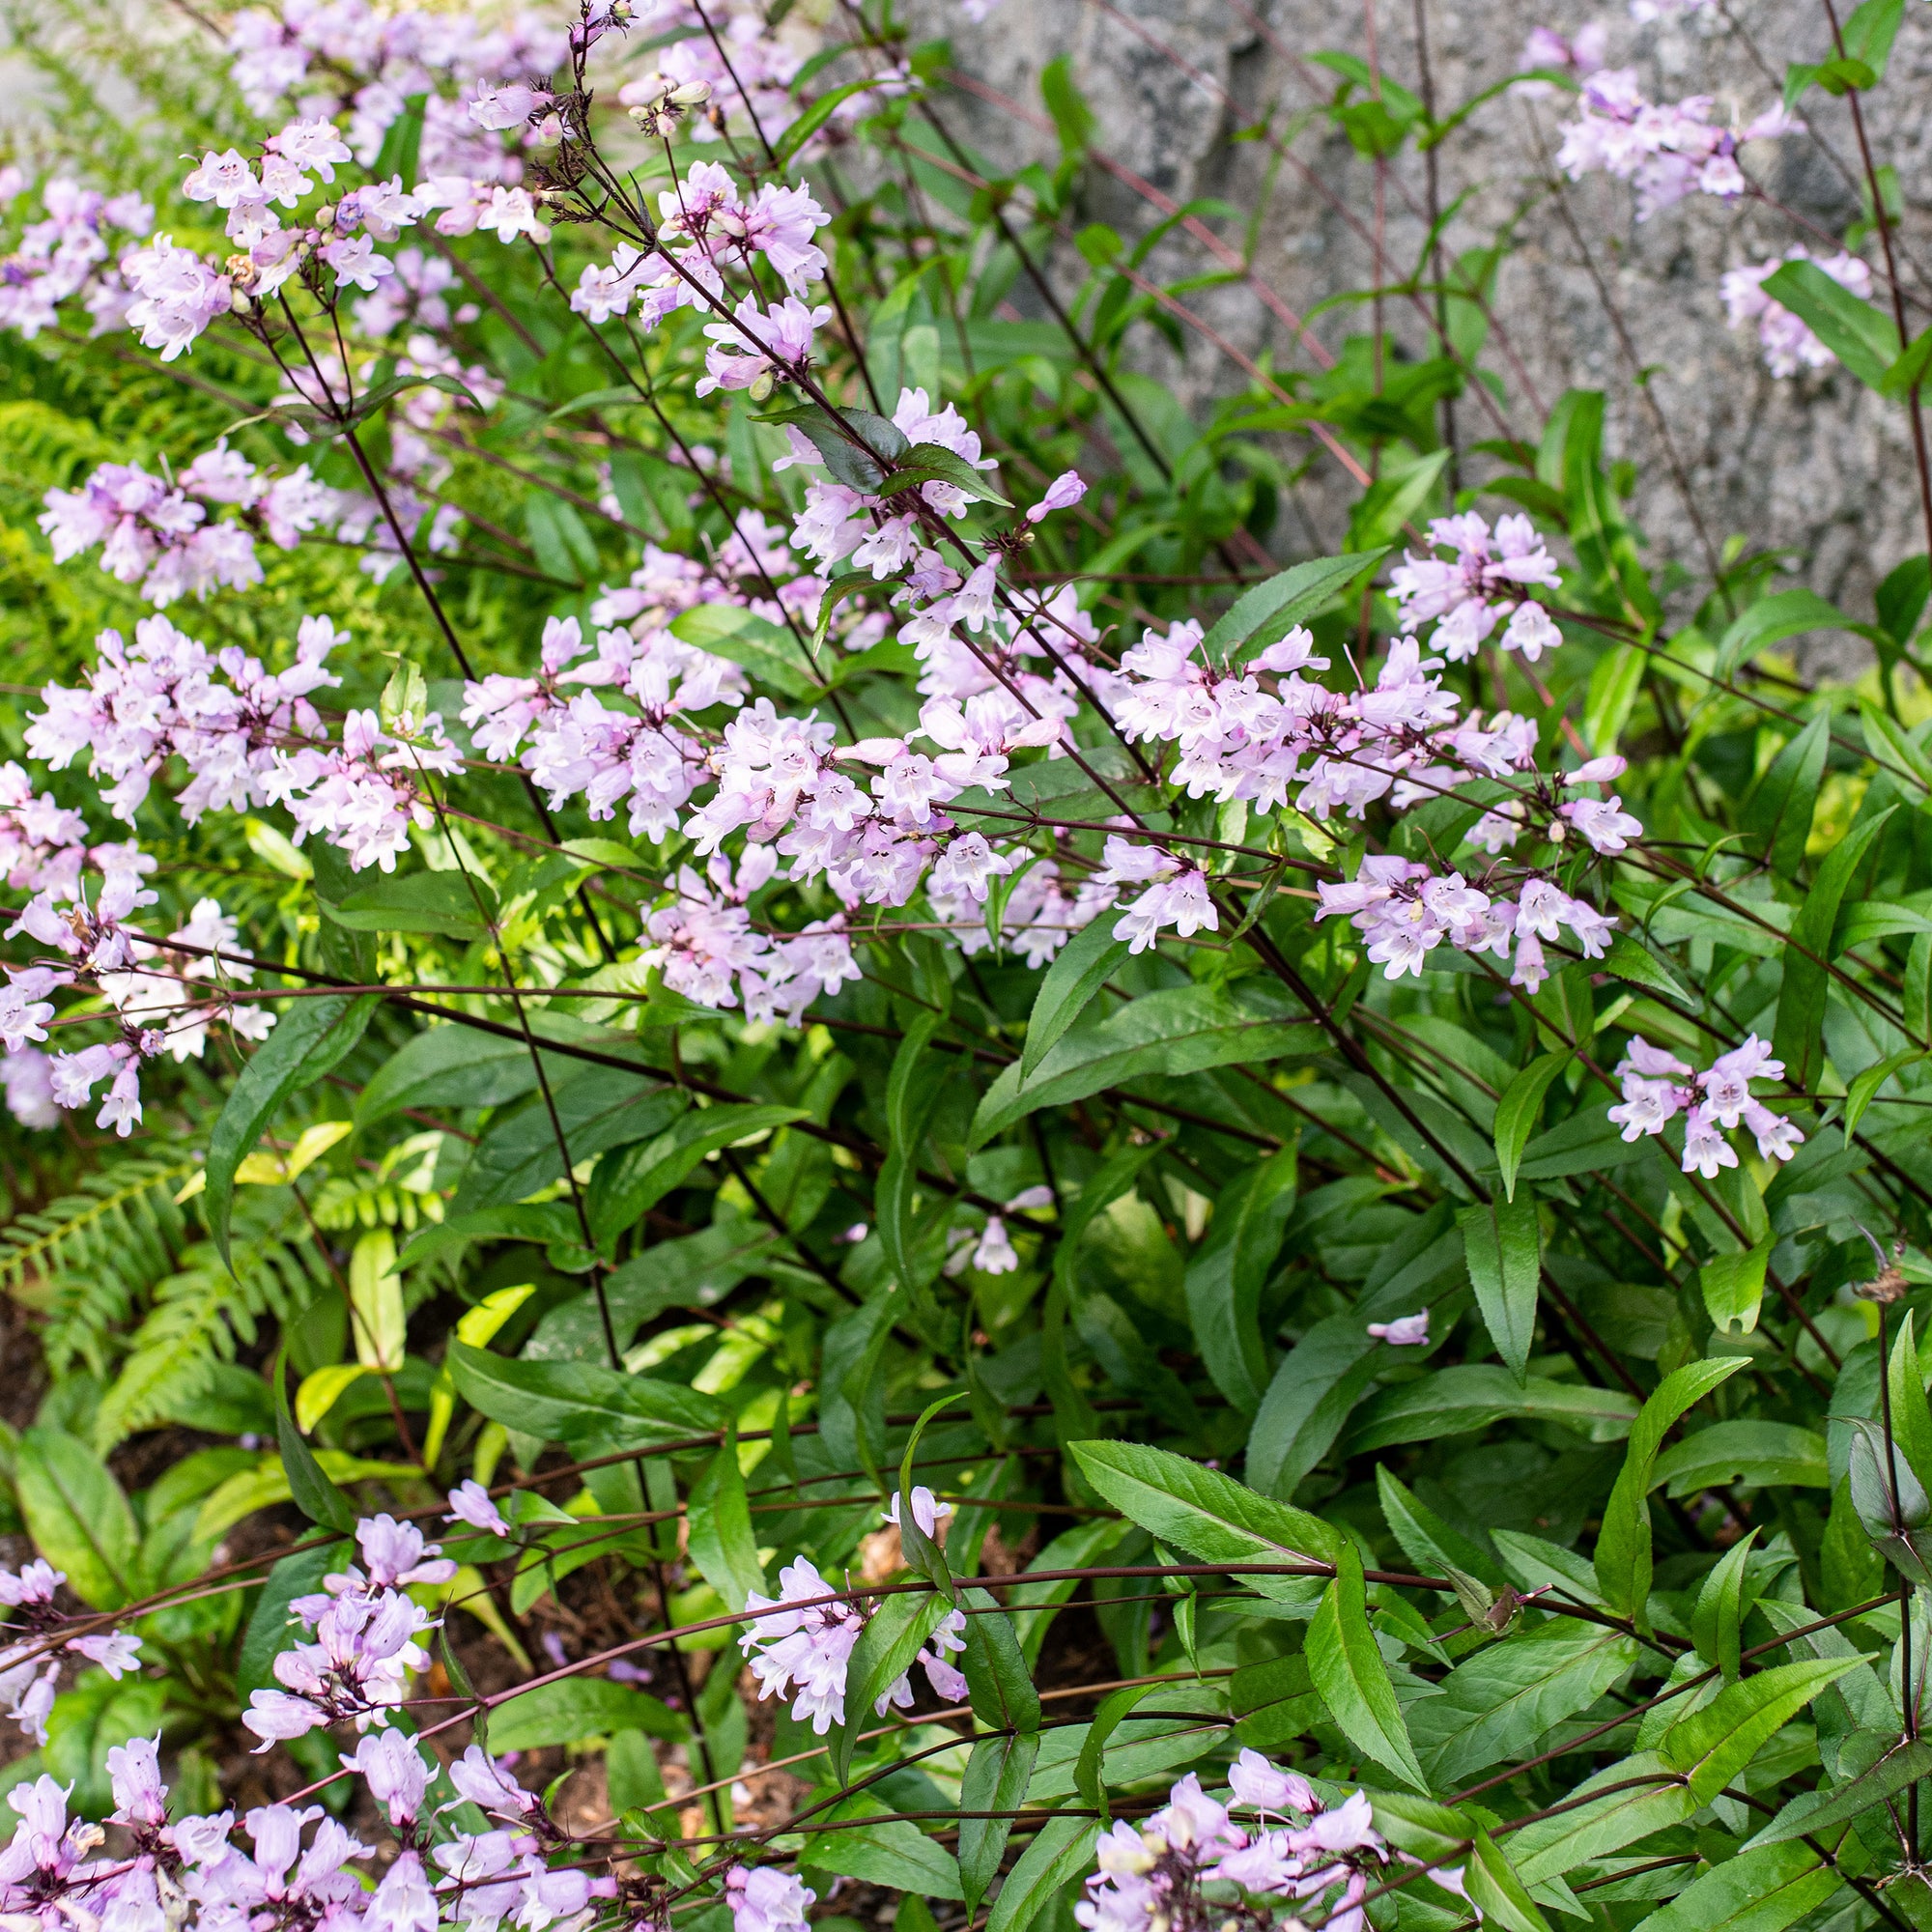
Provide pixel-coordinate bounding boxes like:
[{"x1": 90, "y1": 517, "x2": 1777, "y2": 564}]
[
  {"x1": 1367, "y1": 1312, "x2": 1430, "y2": 1347},
  {"x1": 1027, "y1": 469, "x2": 1089, "y2": 523},
  {"x1": 344, "y1": 1729, "x2": 432, "y2": 1830},
  {"x1": 445, "y1": 1480, "x2": 510, "y2": 1538},
  {"x1": 726, "y1": 1866, "x2": 814, "y2": 1932}
]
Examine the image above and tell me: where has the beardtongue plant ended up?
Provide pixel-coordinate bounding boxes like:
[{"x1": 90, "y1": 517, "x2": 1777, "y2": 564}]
[{"x1": 6, "y1": 1, "x2": 1932, "y2": 1931}]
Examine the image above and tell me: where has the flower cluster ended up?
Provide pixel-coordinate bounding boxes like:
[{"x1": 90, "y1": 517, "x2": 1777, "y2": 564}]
[
  {"x1": 1317, "y1": 857, "x2": 1613, "y2": 990},
  {"x1": 568, "y1": 161, "x2": 833, "y2": 361},
  {"x1": 1387, "y1": 512, "x2": 1563, "y2": 662},
  {"x1": 0, "y1": 1736, "x2": 595, "y2": 1932},
  {"x1": 737, "y1": 1490, "x2": 968, "y2": 1733},
  {"x1": 0, "y1": 1559, "x2": 144, "y2": 1747},
  {"x1": 1607, "y1": 1033, "x2": 1804, "y2": 1176},
  {"x1": 641, "y1": 852, "x2": 862, "y2": 1025},
  {"x1": 1720, "y1": 248, "x2": 1875, "y2": 377},
  {"x1": 1556, "y1": 69, "x2": 1802, "y2": 218},
  {"x1": 0, "y1": 172, "x2": 151, "y2": 342},
  {"x1": 242, "y1": 1515, "x2": 450, "y2": 1747},
  {"x1": 1079, "y1": 1756, "x2": 1394, "y2": 1932},
  {"x1": 39, "y1": 444, "x2": 339, "y2": 607}
]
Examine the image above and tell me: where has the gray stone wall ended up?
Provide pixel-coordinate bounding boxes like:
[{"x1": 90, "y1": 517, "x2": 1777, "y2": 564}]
[{"x1": 920, "y1": 0, "x2": 1932, "y2": 660}]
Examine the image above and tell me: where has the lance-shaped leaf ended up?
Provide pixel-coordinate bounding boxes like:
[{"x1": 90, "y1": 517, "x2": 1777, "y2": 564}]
[
  {"x1": 1071, "y1": 1440, "x2": 1342, "y2": 1603},
  {"x1": 1773, "y1": 808, "x2": 1895, "y2": 1090},
  {"x1": 985, "y1": 1817, "x2": 1100, "y2": 1932},
  {"x1": 1746, "y1": 1737, "x2": 1932, "y2": 1847},
  {"x1": 1701, "y1": 1239, "x2": 1772, "y2": 1337},
  {"x1": 1464, "y1": 1829, "x2": 1553, "y2": 1932},
  {"x1": 1626, "y1": 1840, "x2": 1839, "y2": 1932},
  {"x1": 1595, "y1": 1356, "x2": 1748, "y2": 1619},
  {"x1": 206, "y1": 992, "x2": 376, "y2": 1264},
  {"x1": 1460, "y1": 1194, "x2": 1540, "y2": 1383},
  {"x1": 1690, "y1": 1528, "x2": 1758, "y2": 1681},
  {"x1": 686, "y1": 1431, "x2": 763, "y2": 1612},
  {"x1": 833, "y1": 1591, "x2": 954, "y2": 1782},
  {"x1": 1021, "y1": 918, "x2": 1128, "y2": 1083},
  {"x1": 1493, "y1": 1052, "x2": 1570, "y2": 1201},
  {"x1": 959, "y1": 1733, "x2": 1039, "y2": 1914},
  {"x1": 1183, "y1": 1148, "x2": 1296, "y2": 1413},
  {"x1": 1662, "y1": 1655, "x2": 1870, "y2": 1801},
  {"x1": 1307, "y1": 1545, "x2": 1429, "y2": 1791}
]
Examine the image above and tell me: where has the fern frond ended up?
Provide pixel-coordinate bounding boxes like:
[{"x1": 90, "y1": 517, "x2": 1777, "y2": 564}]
[
  {"x1": 93, "y1": 1233, "x2": 327, "y2": 1451},
  {"x1": 1, "y1": 1154, "x2": 196, "y2": 1381}
]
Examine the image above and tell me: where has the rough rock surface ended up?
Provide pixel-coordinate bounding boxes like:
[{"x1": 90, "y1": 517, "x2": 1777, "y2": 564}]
[{"x1": 915, "y1": 0, "x2": 1932, "y2": 661}]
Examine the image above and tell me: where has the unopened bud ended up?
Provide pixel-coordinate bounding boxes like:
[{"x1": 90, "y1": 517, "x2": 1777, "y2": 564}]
[
  {"x1": 229, "y1": 288, "x2": 255, "y2": 315},
  {"x1": 314, "y1": 203, "x2": 336, "y2": 229},
  {"x1": 1546, "y1": 817, "x2": 1566, "y2": 843},
  {"x1": 672, "y1": 79, "x2": 712, "y2": 105},
  {"x1": 747, "y1": 370, "x2": 775, "y2": 402}
]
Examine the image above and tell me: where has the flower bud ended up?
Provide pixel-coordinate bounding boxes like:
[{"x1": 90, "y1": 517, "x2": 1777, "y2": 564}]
[
  {"x1": 229, "y1": 288, "x2": 255, "y2": 315},
  {"x1": 314, "y1": 203, "x2": 336, "y2": 229},
  {"x1": 1546, "y1": 817, "x2": 1566, "y2": 843},
  {"x1": 748, "y1": 370, "x2": 776, "y2": 402},
  {"x1": 672, "y1": 79, "x2": 713, "y2": 105}
]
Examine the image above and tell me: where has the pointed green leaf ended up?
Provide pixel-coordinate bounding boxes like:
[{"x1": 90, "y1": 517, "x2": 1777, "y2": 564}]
[
  {"x1": 1460, "y1": 1194, "x2": 1540, "y2": 1383},
  {"x1": 1595, "y1": 1357, "x2": 1749, "y2": 1618},
  {"x1": 1307, "y1": 1545, "x2": 1429, "y2": 1791}
]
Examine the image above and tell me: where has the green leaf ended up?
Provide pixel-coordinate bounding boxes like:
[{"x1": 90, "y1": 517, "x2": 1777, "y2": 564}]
[
  {"x1": 1691, "y1": 1527, "x2": 1758, "y2": 1680},
  {"x1": 1507, "y1": 1750, "x2": 1697, "y2": 1885},
  {"x1": 1183, "y1": 1148, "x2": 1296, "y2": 1413},
  {"x1": 446, "y1": 1340, "x2": 728, "y2": 1449},
  {"x1": 1883, "y1": 326, "x2": 1932, "y2": 398},
  {"x1": 237, "y1": 1542, "x2": 343, "y2": 1698},
  {"x1": 1761, "y1": 261, "x2": 1900, "y2": 389},
  {"x1": 1594, "y1": 1357, "x2": 1749, "y2": 1618},
  {"x1": 1701, "y1": 1237, "x2": 1773, "y2": 1337},
  {"x1": 1021, "y1": 919, "x2": 1129, "y2": 1084},
  {"x1": 1464, "y1": 1828, "x2": 1554, "y2": 1932},
  {"x1": 1662, "y1": 1655, "x2": 1868, "y2": 1800},
  {"x1": 14, "y1": 1427, "x2": 140, "y2": 1610},
  {"x1": 324, "y1": 869, "x2": 497, "y2": 939},
  {"x1": 984, "y1": 1816, "x2": 1100, "y2": 1932},
  {"x1": 1602, "y1": 931, "x2": 1692, "y2": 1007},
  {"x1": 1717, "y1": 592, "x2": 1853, "y2": 686},
  {"x1": 798, "y1": 1817, "x2": 963, "y2": 1899},
  {"x1": 1307, "y1": 1544, "x2": 1429, "y2": 1790},
  {"x1": 1773, "y1": 807, "x2": 1896, "y2": 1090},
  {"x1": 1740, "y1": 711, "x2": 1831, "y2": 877},
  {"x1": 357, "y1": 1026, "x2": 545, "y2": 1125},
  {"x1": 453, "y1": 1072, "x2": 683, "y2": 1217},
  {"x1": 1377, "y1": 1465, "x2": 1504, "y2": 1585},
  {"x1": 588, "y1": 1102, "x2": 806, "y2": 1246},
  {"x1": 1459, "y1": 1194, "x2": 1540, "y2": 1383},
  {"x1": 773, "y1": 77, "x2": 882, "y2": 164},
  {"x1": 1411, "y1": 1622, "x2": 1641, "y2": 1784},
  {"x1": 206, "y1": 993, "x2": 376, "y2": 1264},
  {"x1": 1349, "y1": 449, "x2": 1449, "y2": 552},
  {"x1": 1201, "y1": 551, "x2": 1387, "y2": 660},
  {"x1": 1876, "y1": 555, "x2": 1931, "y2": 649},
  {"x1": 1493, "y1": 1052, "x2": 1571, "y2": 1201},
  {"x1": 1746, "y1": 1736, "x2": 1932, "y2": 1846},
  {"x1": 961, "y1": 1584, "x2": 1040, "y2": 1737},
  {"x1": 271, "y1": 1350, "x2": 358, "y2": 1534},
  {"x1": 833, "y1": 1591, "x2": 954, "y2": 1782},
  {"x1": 882, "y1": 440, "x2": 1010, "y2": 507},
  {"x1": 973, "y1": 984, "x2": 1321, "y2": 1146},
  {"x1": 1845, "y1": 1047, "x2": 1926, "y2": 1137},
  {"x1": 960, "y1": 1733, "x2": 1039, "y2": 1914},
  {"x1": 491, "y1": 1678, "x2": 685, "y2": 1751},
  {"x1": 1070, "y1": 1440, "x2": 1342, "y2": 1605},
  {"x1": 1075, "y1": 1683, "x2": 1160, "y2": 1821},
  {"x1": 1650, "y1": 1420, "x2": 1827, "y2": 1497},
  {"x1": 1346, "y1": 1366, "x2": 1639, "y2": 1454},
  {"x1": 1627, "y1": 1841, "x2": 1839, "y2": 1932},
  {"x1": 687, "y1": 1433, "x2": 764, "y2": 1612},
  {"x1": 668, "y1": 604, "x2": 820, "y2": 698}
]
